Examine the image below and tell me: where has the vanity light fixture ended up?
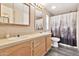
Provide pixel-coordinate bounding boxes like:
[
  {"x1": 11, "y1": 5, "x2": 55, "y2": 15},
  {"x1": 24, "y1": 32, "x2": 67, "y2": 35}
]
[
  {"x1": 31, "y1": 3, "x2": 44, "y2": 10},
  {"x1": 40, "y1": 3, "x2": 46, "y2": 5},
  {"x1": 52, "y1": 6, "x2": 56, "y2": 9}
]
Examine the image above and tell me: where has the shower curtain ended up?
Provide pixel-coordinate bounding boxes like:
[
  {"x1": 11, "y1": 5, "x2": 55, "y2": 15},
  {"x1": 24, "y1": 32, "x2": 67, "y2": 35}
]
[{"x1": 50, "y1": 12, "x2": 77, "y2": 46}]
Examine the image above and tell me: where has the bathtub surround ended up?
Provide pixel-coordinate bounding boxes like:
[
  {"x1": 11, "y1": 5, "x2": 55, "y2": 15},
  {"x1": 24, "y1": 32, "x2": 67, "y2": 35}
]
[{"x1": 50, "y1": 12, "x2": 77, "y2": 46}]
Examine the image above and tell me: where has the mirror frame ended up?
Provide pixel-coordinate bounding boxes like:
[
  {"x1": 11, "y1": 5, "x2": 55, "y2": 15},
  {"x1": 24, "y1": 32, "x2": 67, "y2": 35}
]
[
  {"x1": 34, "y1": 7, "x2": 44, "y2": 31},
  {"x1": 23, "y1": 3, "x2": 30, "y2": 26},
  {"x1": 0, "y1": 3, "x2": 30, "y2": 26}
]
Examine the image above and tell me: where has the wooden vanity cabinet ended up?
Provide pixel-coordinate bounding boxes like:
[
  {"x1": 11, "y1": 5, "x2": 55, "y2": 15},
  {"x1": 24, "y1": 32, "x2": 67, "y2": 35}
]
[
  {"x1": 33, "y1": 35, "x2": 51, "y2": 56},
  {"x1": 0, "y1": 40, "x2": 33, "y2": 56},
  {"x1": 45, "y1": 34, "x2": 51, "y2": 52},
  {"x1": 33, "y1": 37, "x2": 46, "y2": 56},
  {"x1": 10, "y1": 41, "x2": 33, "y2": 56},
  {"x1": 0, "y1": 34, "x2": 51, "y2": 56}
]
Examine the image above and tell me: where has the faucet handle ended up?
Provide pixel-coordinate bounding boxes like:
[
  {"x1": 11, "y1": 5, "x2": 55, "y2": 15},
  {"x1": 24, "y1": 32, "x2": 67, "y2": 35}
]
[
  {"x1": 5, "y1": 34, "x2": 10, "y2": 38},
  {"x1": 17, "y1": 35, "x2": 20, "y2": 37}
]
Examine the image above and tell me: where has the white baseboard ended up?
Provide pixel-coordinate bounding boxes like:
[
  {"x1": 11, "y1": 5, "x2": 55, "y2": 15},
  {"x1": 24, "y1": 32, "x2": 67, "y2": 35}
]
[{"x1": 59, "y1": 43, "x2": 78, "y2": 49}]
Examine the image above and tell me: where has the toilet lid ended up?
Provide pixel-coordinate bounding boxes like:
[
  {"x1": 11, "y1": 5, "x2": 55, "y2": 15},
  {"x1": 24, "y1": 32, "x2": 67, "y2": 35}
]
[{"x1": 51, "y1": 37, "x2": 60, "y2": 41}]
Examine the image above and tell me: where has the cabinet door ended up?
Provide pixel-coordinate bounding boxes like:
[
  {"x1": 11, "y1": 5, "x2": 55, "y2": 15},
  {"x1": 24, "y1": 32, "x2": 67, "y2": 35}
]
[
  {"x1": 10, "y1": 41, "x2": 33, "y2": 56},
  {"x1": 46, "y1": 35, "x2": 51, "y2": 52},
  {"x1": 0, "y1": 41, "x2": 33, "y2": 56},
  {"x1": 25, "y1": 41, "x2": 33, "y2": 56},
  {"x1": 33, "y1": 37, "x2": 46, "y2": 56},
  {"x1": 11, "y1": 47, "x2": 26, "y2": 56},
  {"x1": 11, "y1": 46, "x2": 33, "y2": 56},
  {"x1": 34, "y1": 43, "x2": 45, "y2": 56},
  {"x1": 0, "y1": 43, "x2": 26, "y2": 56}
]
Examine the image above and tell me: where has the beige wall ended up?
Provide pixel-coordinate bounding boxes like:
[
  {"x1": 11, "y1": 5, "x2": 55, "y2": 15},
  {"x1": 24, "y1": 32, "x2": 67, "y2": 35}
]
[{"x1": 0, "y1": 4, "x2": 35, "y2": 38}]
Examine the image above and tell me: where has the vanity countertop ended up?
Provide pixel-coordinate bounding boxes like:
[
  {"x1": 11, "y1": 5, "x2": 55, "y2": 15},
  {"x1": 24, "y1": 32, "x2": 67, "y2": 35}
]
[{"x1": 0, "y1": 32, "x2": 51, "y2": 49}]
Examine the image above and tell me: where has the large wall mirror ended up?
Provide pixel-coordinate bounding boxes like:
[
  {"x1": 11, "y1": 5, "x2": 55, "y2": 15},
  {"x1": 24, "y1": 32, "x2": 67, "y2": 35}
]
[
  {"x1": 0, "y1": 3, "x2": 30, "y2": 26},
  {"x1": 35, "y1": 8, "x2": 44, "y2": 31}
]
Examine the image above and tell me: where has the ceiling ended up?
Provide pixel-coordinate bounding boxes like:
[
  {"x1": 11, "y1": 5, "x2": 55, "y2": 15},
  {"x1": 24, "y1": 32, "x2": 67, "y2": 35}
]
[{"x1": 42, "y1": 3, "x2": 79, "y2": 16}]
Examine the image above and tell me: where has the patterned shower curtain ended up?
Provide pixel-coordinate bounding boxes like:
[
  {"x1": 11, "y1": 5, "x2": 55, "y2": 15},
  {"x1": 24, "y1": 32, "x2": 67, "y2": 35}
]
[{"x1": 50, "y1": 12, "x2": 77, "y2": 46}]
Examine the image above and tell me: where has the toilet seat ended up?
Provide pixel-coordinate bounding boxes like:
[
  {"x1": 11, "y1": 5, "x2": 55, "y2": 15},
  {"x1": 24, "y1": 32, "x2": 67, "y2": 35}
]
[{"x1": 51, "y1": 37, "x2": 60, "y2": 41}]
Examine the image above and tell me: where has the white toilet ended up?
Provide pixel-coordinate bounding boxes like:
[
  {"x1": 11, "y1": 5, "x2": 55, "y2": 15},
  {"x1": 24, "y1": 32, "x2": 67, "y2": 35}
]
[{"x1": 51, "y1": 37, "x2": 60, "y2": 47}]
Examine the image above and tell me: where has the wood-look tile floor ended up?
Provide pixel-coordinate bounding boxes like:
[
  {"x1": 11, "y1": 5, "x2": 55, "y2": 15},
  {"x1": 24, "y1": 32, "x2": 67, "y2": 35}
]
[{"x1": 46, "y1": 46, "x2": 79, "y2": 56}]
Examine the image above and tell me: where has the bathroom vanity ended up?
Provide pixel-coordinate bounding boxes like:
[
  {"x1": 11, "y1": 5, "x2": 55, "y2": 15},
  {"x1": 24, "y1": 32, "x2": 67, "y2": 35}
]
[
  {"x1": 0, "y1": 3, "x2": 51, "y2": 56},
  {"x1": 0, "y1": 32, "x2": 51, "y2": 56}
]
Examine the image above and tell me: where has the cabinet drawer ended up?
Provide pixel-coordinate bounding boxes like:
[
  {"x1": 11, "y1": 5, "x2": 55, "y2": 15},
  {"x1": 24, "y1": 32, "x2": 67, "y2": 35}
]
[
  {"x1": 0, "y1": 42, "x2": 26, "y2": 55},
  {"x1": 46, "y1": 36, "x2": 51, "y2": 51},
  {"x1": 34, "y1": 43, "x2": 45, "y2": 56},
  {"x1": 34, "y1": 37, "x2": 45, "y2": 48}
]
